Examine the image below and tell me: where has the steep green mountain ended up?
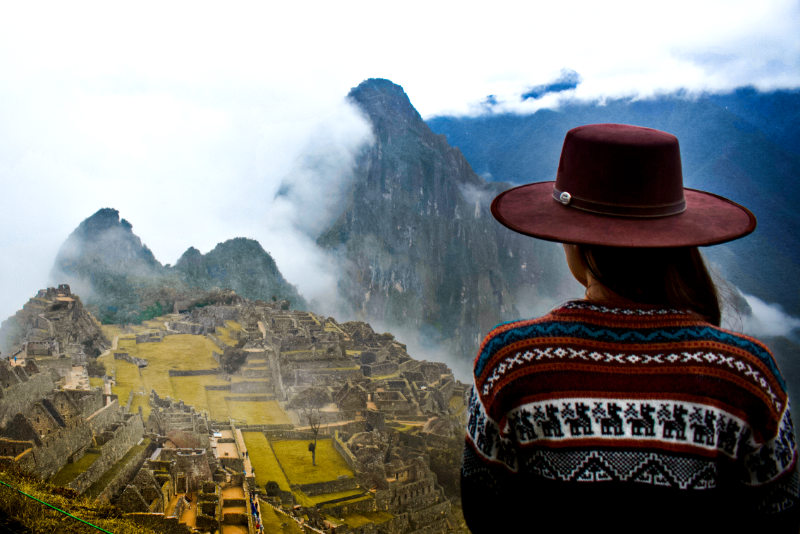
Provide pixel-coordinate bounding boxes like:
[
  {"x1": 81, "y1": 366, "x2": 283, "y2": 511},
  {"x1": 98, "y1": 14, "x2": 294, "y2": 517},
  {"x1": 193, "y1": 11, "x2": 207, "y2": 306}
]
[
  {"x1": 174, "y1": 238, "x2": 304, "y2": 305},
  {"x1": 51, "y1": 209, "x2": 304, "y2": 322},
  {"x1": 52, "y1": 208, "x2": 168, "y2": 323},
  {"x1": 427, "y1": 89, "x2": 800, "y2": 316},
  {"x1": 315, "y1": 79, "x2": 568, "y2": 358}
]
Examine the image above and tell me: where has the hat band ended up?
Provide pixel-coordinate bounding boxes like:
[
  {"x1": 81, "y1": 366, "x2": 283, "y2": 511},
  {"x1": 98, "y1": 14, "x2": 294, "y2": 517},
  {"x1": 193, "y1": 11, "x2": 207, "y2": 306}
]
[{"x1": 552, "y1": 187, "x2": 687, "y2": 218}]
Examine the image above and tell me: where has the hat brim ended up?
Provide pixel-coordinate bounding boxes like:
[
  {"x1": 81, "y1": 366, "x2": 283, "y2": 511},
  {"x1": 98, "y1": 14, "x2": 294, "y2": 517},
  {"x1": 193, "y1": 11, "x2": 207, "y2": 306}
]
[{"x1": 491, "y1": 181, "x2": 756, "y2": 247}]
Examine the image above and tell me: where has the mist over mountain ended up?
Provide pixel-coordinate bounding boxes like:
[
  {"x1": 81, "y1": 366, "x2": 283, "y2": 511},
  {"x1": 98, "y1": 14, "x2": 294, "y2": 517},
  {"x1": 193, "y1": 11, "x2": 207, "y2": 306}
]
[
  {"x1": 52, "y1": 208, "x2": 304, "y2": 323},
  {"x1": 312, "y1": 79, "x2": 571, "y2": 363},
  {"x1": 427, "y1": 88, "x2": 800, "y2": 317},
  {"x1": 173, "y1": 237, "x2": 304, "y2": 305}
]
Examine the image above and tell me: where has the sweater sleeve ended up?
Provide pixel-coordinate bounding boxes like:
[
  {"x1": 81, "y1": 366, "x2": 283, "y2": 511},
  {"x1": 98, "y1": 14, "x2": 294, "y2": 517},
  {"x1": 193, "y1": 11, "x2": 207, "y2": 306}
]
[
  {"x1": 460, "y1": 384, "x2": 521, "y2": 532},
  {"x1": 738, "y1": 403, "x2": 800, "y2": 531}
]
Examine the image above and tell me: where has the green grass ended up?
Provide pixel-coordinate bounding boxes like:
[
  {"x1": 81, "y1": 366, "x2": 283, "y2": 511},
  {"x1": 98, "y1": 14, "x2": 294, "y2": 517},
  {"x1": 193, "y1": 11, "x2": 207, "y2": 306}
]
[
  {"x1": 271, "y1": 440, "x2": 353, "y2": 485},
  {"x1": 0, "y1": 468, "x2": 160, "y2": 534},
  {"x1": 339, "y1": 510, "x2": 393, "y2": 528},
  {"x1": 215, "y1": 320, "x2": 242, "y2": 346},
  {"x1": 259, "y1": 501, "x2": 304, "y2": 533},
  {"x1": 98, "y1": 332, "x2": 290, "y2": 424},
  {"x1": 84, "y1": 438, "x2": 151, "y2": 499},
  {"x1": 225, "y1": 400, "x2": 290, "y2": 426},
  {"x1": 242, "y1": 432, "x2": 291, "y2": 492},
  {"x1": 88, "y1": 377, "x2": 104, "y2": 388},
  {"x1": 49, "y1": 451, "x2": 100, "y2": 486}
]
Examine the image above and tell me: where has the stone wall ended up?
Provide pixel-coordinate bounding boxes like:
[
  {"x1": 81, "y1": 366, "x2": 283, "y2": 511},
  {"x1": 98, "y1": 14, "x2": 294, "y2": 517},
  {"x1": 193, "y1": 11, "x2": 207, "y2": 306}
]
[
  {"x1": 0, "y1": 438, "x2": 33, "y2": 457},
  {"x1": 167, "y1": 369, "x2": 218, "y2": 377},
  {"x1": 135, "y1": 332, "x2": 164, "y2": 344},
  {"x1": 126, "y1": 513, "x2": 194, "y2": 534},
  {"x1": 295, "y1": 476, "x2": 357, "y2": 496},
  {"x1": 30, "y1": 422, "x2": 93, "y2": 478},
  {"x1": 68, "y1": 413, "x2": 145, "y2": 494},
  {"x1": 207, "y1": 335, "x2": 228, "y2": 352},
  {"x1": 0, "y1": 368, "x2": 55, "y2": 427},
  {"x1": 319, "y1": 494, "x2": 374, "y2": 517},
  {"x1": 114, "y1": 352, "x2": 148, "y2": 367},
  {"x1": 230, "y1": 381, "x2": 269, "y2": 394},
  {"x1": 361, "y1": 361, "x2": 398, "y2": 377},
  {"x1": 85, "y1": 399, "x2": 121, "y2": 434},
  {"x1": 333, "y1": 431, "x2": 360, "y2": 473},
  {"x1": 167, "y1": 321, "x2": 213, "y2": 335},
  {"x1": 94, "y1": 437, "x2": 154, "y2": 503},
  {"x1": 292, "y1": 368, "x2": 362, "y2": 387}
]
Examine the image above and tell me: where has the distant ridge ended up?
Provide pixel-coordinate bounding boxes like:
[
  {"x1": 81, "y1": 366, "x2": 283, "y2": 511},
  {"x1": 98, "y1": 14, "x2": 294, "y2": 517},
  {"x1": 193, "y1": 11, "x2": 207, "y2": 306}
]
[
  {"x1": 427, "y1": 88, "x2": 800, "y2": 316},
  {"x1": 51, "y1": 209, "x2": 304, "y2": 323}
]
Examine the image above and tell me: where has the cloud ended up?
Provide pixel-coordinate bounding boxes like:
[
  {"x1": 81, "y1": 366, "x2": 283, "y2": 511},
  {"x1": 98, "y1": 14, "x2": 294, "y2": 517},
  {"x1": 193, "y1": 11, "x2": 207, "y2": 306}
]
[
  {"x1": 0, "y1": 0, "x2": 798, "y2": 321},
  {"x1": 258, "y1": 104, "x2": 374, "y2": 312},
  {"x1": 735, "y1": 293, "x2": 800, "y2": 339}
]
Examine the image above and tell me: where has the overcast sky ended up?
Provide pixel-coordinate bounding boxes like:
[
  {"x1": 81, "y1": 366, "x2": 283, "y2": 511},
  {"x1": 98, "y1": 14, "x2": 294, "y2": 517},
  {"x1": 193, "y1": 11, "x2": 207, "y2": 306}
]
[{"x1": 0, "y1": 0, "x2": 798, "y2": 322}]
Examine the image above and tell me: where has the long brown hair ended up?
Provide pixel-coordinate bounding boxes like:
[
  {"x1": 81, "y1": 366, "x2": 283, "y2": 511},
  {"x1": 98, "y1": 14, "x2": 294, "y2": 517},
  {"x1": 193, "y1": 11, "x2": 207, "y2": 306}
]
[{"x1": 579, "y1": 245, "x2": 721, "y2": 326}]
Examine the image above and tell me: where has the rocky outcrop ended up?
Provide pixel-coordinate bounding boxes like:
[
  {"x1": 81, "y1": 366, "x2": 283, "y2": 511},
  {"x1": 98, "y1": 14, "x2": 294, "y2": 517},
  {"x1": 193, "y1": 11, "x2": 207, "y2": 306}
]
[
  {"x1": 318, "y1": 78, "x2": 565, "y2": 358},
  {"x1": 0, "y1": 285, "x2": 109, "y2": 359}
]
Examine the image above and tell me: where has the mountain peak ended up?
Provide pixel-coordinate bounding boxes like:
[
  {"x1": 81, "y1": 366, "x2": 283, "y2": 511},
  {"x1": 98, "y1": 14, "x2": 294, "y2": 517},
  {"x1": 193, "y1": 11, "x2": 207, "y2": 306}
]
[
  {"x1": 348, "y1": 78, "x2": 422, "y2": 125},
  {"x1": 75, "y1": 207, "x2": 126, "y2": 236}
]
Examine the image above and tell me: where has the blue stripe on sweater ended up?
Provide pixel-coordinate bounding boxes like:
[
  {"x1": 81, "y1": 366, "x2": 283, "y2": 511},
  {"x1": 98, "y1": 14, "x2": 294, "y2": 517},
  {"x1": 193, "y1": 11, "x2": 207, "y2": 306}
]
[{"x1": 474, "y1": 321, "x2": 783, "y2": 389}]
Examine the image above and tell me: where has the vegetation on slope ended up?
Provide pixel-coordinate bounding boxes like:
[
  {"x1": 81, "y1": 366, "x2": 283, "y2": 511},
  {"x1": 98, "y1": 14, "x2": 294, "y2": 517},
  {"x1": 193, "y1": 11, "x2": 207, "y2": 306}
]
[{"x1": 0, "y1": 467, "x2": 158, "y2": 534}]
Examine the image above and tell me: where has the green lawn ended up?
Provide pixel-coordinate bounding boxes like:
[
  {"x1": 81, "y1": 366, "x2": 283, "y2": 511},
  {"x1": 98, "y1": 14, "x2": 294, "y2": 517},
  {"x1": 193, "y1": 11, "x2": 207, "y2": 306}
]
[
  {"x1": 339, "y1": 510, "x2": 393, "y2": 528},
  {"x1": 215, "y1": 320, "x2": 242, "y2": 346},
  {"x1": 225, "y1": 399, "x2": 290, "y2": 425},
  {"x1": 271, "y1": 439, "x2": 353, "y2": 485},
  {"x1": 50, "y1": 451, "x2": 100, "y2": 486},
  {"x1": 259, "y1": 500, "x2": 304, "y2": 533},
  {"x1": 243, "y1": 432, "x2": 291, "y2": 491}
]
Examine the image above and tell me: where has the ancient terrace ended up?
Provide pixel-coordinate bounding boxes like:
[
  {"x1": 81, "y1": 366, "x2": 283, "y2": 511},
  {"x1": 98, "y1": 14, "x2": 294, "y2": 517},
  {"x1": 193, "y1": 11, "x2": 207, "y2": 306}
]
[{"x1": 1, "y1": 289, "x2": 468, "y2": 533}]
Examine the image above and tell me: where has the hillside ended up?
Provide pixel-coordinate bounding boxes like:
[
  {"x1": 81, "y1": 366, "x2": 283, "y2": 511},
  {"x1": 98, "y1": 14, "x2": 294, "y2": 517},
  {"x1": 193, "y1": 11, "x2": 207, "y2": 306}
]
[{"x1": 51, "y1": 209, "x2": 305, "y2": 323}]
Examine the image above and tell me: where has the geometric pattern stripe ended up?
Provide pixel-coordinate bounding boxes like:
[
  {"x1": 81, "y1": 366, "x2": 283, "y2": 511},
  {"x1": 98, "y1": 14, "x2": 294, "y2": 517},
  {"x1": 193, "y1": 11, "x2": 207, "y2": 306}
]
[
  {"x1": 466, "y1": 385, "x2": 797, "y2": 486},
  {"x1": 474, "y1": 301, "x2": 783, "y2": 388},
  {"x1": 479, "y1": 345, "x2": 781, "y2": 410}
]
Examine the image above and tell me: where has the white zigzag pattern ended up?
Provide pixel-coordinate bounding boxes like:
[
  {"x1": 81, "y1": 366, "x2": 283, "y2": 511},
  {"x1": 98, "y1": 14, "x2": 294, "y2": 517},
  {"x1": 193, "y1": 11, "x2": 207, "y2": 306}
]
[{"x1": 481, "y1": 347, "x2": 780, "y2": 410}]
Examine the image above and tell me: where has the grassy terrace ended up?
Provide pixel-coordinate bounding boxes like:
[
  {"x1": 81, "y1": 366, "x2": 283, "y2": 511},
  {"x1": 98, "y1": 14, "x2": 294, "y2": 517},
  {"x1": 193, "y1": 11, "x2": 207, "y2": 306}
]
[
  {"x1": 98, "y1": 328, "x2": 289, "y2": 425},
  {"x1": 340, "y1": 510, "x2": 394, "y2": 528},
  {"x1": 49, "y1": 451, "x2": 100, "y2": 486},
  {"x1": 215, "y1": 320, "x2": 242, "y2": 346},
  {"x1": 259, "y1": 501, "x2": 304, "y2": 533},
  {"x1": 243, "y1": 432, "x2": 291, "y2": 491},
  {"x1": 271, "y1": 439, "x2": 353, "y2": 485},
  {"x1": 88, "y1": 377, "x2": 104, "y2": 388}
]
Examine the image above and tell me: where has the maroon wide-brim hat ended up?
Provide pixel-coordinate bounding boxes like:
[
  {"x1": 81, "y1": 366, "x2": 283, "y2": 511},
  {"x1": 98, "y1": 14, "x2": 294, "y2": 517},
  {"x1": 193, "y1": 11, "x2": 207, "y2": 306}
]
[{"x1": 491, "y1": 123, "x2": 756, "y2": 247}]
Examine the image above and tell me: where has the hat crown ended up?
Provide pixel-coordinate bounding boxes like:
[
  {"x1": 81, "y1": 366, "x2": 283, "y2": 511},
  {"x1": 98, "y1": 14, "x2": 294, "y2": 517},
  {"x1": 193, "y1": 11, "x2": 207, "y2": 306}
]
[{"x1": 555, "y1": 124, "x2": 685, "y2": 217}]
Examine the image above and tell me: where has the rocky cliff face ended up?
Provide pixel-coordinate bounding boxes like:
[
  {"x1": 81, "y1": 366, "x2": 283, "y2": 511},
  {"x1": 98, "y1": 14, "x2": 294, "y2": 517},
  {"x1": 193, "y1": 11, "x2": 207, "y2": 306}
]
[{"x1": 318, "y1": 79, "x2": 567, "y2": 359}]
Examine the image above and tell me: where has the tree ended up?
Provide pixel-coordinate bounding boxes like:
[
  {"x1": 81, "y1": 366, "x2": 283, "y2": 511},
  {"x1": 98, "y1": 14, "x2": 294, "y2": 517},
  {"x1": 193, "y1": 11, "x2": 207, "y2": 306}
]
[{"x1": 293, "y1": 387, "x2": 329, "y2": 466}]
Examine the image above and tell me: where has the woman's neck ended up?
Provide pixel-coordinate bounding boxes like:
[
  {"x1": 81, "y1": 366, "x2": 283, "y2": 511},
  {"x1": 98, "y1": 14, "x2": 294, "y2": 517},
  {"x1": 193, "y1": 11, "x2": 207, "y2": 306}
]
[{"x1": 584, "y1": 278, "x2": 641, "y2": 307}]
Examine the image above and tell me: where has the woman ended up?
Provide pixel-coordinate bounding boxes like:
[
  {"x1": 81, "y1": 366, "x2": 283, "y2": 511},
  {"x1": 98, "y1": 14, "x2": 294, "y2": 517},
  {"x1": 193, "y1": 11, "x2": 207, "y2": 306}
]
[{"x1": 461, "y1": 124, "x2": 799, "y2": 532}]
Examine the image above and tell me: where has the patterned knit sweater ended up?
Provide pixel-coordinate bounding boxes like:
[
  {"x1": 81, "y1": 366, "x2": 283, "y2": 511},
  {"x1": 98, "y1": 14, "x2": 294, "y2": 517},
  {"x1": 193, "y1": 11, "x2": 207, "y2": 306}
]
[{"x1": 461, "y1": 300, "x2": 799, "y2": 533}]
